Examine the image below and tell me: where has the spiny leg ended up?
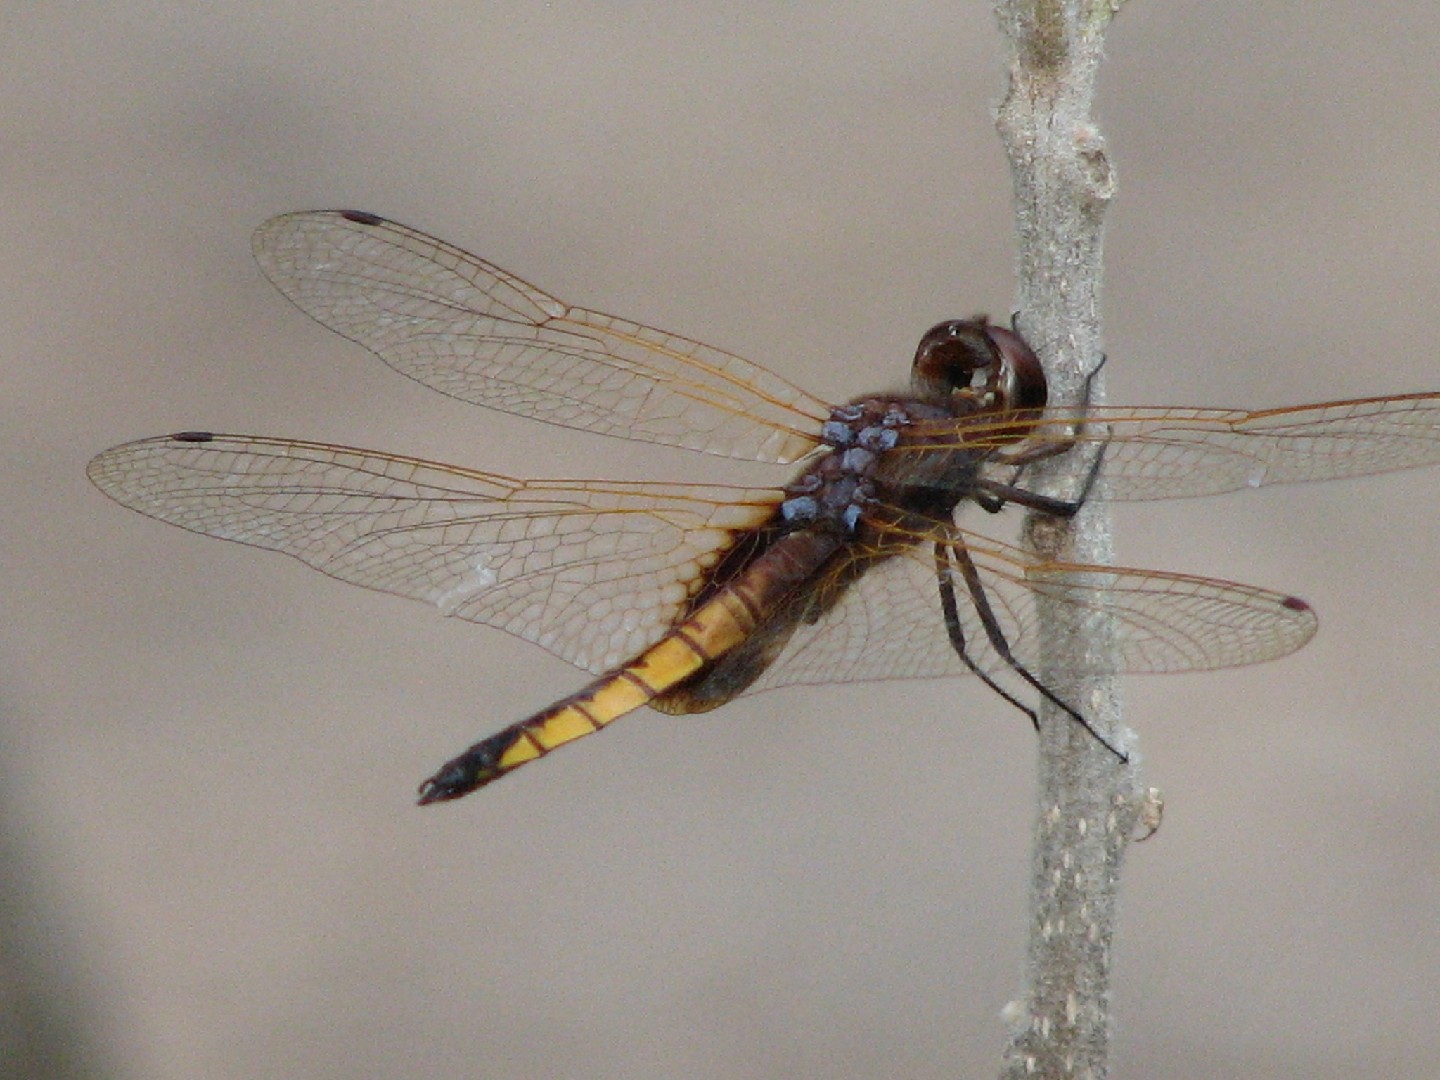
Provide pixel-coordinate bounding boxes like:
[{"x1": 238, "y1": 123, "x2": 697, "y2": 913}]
[
  {"x1": 932, "y1": 542, "x2": 1038, "y2": 722},
  {"x1": 940, "y1": 536, "x2": 1127, "y2": 762},
  {"x1": 988, "y1": 349, "x2": 1110, "y2": 490},
  {"x1": 974, "y1": 434, "x2": 1108, "y2": 518}
]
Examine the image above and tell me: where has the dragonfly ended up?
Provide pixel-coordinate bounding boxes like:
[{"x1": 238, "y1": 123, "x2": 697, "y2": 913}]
[{"x1": 87, "y1": 210, "x2": 1440, "y2": 804}]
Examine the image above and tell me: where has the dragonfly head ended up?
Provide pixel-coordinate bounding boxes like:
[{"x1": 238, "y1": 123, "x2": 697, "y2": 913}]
[{"x1": 910, "y1": 318, "x2": 1047, "y2": 417}]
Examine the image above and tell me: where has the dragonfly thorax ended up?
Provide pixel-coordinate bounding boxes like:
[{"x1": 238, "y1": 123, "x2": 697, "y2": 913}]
[{"x1": 781, "y1": 397, "x2": 965, "y2": 535}]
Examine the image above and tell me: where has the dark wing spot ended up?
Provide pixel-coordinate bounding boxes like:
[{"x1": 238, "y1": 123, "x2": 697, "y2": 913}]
[
  {"x1": 171, "y1": 431, "x2": 214, "y2": 443},
  {"x1": 339, "y1": 210, "x2": 386, "y2": 226}
]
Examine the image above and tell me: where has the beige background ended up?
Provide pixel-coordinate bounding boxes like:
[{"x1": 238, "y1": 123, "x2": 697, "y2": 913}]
[{"x1": 6, "y1": 3, "x2": 1440, "y2": 1078}]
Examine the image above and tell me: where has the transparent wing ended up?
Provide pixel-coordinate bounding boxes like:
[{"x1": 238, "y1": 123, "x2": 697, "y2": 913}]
[
  {"x1": 89, "y1": 434, "x2": 1319, "y2": 698},
  {"x1": 749, "y1": 524, "x2": 1316, "y2": 693},
  {"x1": 251, "y1": 211, "x2": 829, "y2": 463},
  {"x1": 88, "y1": 434, "x2": 780, "y2": 674},
  {"x1": 953, "y1": 395, "x2": 1440, "y2": 500}
]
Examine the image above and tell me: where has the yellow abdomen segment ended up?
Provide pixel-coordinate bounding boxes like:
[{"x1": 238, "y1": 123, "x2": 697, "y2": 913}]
[{"x1": 417, "y1": 588, "x2": 760, "y2": 802}]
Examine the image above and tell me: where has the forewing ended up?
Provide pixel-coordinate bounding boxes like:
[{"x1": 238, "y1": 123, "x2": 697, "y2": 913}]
[
  {"x1": 251, "y1": 212, "x2": 829, "y2": 463},
  {"x1": 88, "y1": 434, "x2": 780, "y2": 674},
  {"x1": 960, "y1": 395, "x2": 1440, "y2": 500},
  {"x1": 749, "y1": 525, "x2": 1316, "y2": 693}
]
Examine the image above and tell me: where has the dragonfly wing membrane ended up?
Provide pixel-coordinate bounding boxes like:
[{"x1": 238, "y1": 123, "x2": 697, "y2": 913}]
[
  {"x1": 993, "y1": 396, "x2": 1440, "y2": 500},
  {"x1": 88, "y1": 434, "x2": 781, "y2": 675},
  {"x1": 252, "y1": 212, "x2": 828, "y2": 462},
  {"x1": 1009, "y1": 554, "x2": 1318, "y2": 673},
  {"x1": 746, "y1": 525, "x2": 1316, "y2": 694}
]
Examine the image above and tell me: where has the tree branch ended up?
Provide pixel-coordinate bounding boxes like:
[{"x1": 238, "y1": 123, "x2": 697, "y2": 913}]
[{"x1": 991, "y1": 3, "x2": 1142, "y2": 1078}]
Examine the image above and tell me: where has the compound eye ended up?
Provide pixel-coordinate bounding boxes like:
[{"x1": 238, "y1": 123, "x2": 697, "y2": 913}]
[
  {"x1": 983, "y1": 323, "x2": 1047, "y2": 413},
  {"x1": 910, "y1": 319, "x2": 997, "y2": 397}
]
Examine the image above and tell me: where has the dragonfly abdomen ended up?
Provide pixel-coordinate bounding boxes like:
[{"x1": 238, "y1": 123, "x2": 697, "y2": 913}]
[{"x1": 417, "y1": 529, "x2": 844, "y2": 802}]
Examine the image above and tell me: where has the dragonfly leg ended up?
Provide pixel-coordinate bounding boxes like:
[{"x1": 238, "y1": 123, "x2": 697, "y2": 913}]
[
  {"x1": 1005, "y1": 313, "x2": 1108, "y2": 389},
  {"x1": 974, "y1": 490, "x2": 1007, "y2": 514},
  {"x1": 932, "y1": 543, "x2": 1039, "y2": 723},
  {"x1": 1008, "y1": 315, "x2": 1105, "y2": 377},
  {"x1": 1084, "y1": 350, "x2": 1109, "y2": 391},
  {"x1": 988, "y1": 348, "x2": 1108, "y2": 471},
  {"x1": 940, "y1": 538, "x2": 1128, "y2": 762},
  {"x1": 974, "y1": 435, "x2": 1109, "y2": 518}
]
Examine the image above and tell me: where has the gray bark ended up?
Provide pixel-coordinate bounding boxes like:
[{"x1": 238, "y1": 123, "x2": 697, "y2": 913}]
[{"x1": 990, "y1": 3, "x2": 1144, "y2": 1078}]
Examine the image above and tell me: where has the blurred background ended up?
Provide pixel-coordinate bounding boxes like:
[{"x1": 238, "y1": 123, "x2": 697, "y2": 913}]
[{"x1": 5, "y1": 3, "x2": 1440, "y2": 1078}]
